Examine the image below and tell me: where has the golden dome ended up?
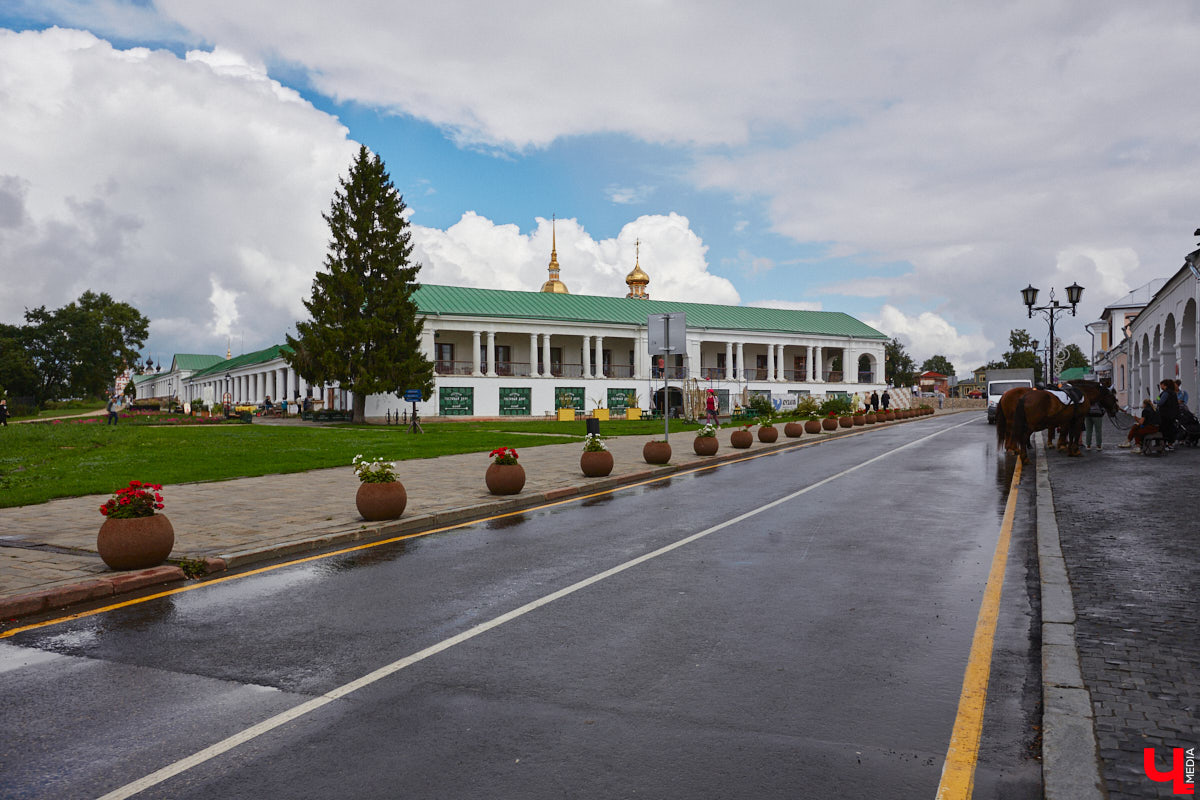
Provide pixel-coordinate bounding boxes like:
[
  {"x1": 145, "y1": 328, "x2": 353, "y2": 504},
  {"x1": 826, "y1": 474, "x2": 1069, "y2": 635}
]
[
  {"x1": 539, "y1": 214, "x2": 569, "y2": 294},
  {"x1": 625, "y1": 239, "x2": 650, "y2": 299}
]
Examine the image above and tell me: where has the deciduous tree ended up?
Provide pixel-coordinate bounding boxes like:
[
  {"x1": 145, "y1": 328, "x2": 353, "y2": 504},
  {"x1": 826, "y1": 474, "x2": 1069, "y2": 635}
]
[{"x1": 885, "y1": 338, "x2": 916, "y2": 386}]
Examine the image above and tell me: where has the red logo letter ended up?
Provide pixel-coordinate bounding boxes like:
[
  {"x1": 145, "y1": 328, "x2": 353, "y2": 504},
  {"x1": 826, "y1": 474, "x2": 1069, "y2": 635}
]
[{"x1": 1144, "y1": 748, "x2": 1194, "y2": 795}]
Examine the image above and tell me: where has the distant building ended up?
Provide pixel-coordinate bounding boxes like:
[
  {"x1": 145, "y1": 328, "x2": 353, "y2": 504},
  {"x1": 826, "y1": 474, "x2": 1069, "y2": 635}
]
[{"x1": 147, "y1": 235, "x2": 890, "y2": 418}]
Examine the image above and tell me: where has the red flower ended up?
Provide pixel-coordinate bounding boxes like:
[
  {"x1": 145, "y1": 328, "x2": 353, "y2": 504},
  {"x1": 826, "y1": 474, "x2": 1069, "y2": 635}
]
[{"x1": 100, "y1": 505, "x2": 108, "y2": 515}]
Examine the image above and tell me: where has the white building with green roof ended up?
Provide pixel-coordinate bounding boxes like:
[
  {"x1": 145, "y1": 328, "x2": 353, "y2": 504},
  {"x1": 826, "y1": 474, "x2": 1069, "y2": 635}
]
[{"x1": 156, "y1": 283, "x2": 886, "y2": 418}]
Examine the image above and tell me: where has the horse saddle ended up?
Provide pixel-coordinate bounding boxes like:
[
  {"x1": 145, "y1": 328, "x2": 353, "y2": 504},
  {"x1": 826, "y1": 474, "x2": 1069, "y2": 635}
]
[{"x1": 1046, "y1": 385, "x2": 1085, "y2": 406}]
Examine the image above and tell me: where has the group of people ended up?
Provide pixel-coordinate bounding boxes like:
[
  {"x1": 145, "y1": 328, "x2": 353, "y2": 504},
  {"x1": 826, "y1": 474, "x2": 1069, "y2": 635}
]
[{"x1": 1117, "y1": 378, "x2": 1190, "y2": 453}]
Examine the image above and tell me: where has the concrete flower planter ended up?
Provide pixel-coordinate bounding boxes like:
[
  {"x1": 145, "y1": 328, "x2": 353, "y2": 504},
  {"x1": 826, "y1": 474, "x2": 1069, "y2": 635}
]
[
  {"x1": 355, "y1": 481, "x2": 408, "y2": 521},
  {"x1": 580, "y1": 450, "x2": 614, "y2": 477},
  {"x1": 97, "y1": 514, "x2": 175, "y2": 570},
  {"x1": 485, "y1": 463, "x2": 526, "y2": 495}
]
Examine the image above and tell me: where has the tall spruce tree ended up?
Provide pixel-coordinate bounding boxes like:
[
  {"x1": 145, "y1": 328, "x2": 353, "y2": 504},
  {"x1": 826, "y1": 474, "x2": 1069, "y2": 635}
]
[{"x1": 286, "y1": 146, "x2": 433, "y2": 423}]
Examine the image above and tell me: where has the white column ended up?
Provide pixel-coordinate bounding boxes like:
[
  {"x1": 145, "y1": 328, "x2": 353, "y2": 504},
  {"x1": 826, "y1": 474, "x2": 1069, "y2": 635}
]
[
  {"x1": 582, "y1": 335, "x2": 592, "y2": 378},
  {"x1": 472, "y1": 331, "x2": 482, "y2": 376},
  {"x1": 530, "y1": 333, "x2": 539, "y2": 377},
  {"x1": 736, "y1": 342, "x2": 745, "y2": 381},
  {"x1": 777, "y1": 344, "x2": 786, "y2": 383},
  {"x1": 595, "y1": 336, "x2": 605, "y2": 378},
  {"x1": 486, "y1": 331, "x2": 498, "y2": 378},
  {"x1": 542, "y1": 334, "x2": 552, "y2": 378},
  {"x1": 815, "y1": 347, "x2": 824, "y2": 382},
  {"x1": 635, "y1": 333, "x2": 647, "y2": 379},
  {"x1": 725, "y1": 342, "x2": 733, "y2": 380},
  {"x1": 847, "y1": 347, "x2": 858, "y2": 384},
  {"x1": 767, "y1": 344, "x2": 776, "y2": 381}
]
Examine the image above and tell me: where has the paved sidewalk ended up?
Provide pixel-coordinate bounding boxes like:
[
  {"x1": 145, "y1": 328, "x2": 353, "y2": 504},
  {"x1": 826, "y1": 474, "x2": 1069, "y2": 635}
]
[
  {"x1": 1038, "y1": 436, "x2": 1200, "y2": 799},
  {"x1": 2, "y1": 418, "x2": 922, "y2": 620}
]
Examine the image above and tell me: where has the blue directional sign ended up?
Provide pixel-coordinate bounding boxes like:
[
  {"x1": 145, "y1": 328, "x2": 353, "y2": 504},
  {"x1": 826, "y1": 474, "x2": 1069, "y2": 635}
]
[{"x1": 403, "y1": 389, "x2": 423, "y2": 402}]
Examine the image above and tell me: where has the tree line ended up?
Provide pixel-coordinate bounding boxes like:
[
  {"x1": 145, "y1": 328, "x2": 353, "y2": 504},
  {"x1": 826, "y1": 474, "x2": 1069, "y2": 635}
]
[
  {"x1": 1, "y1": 291, "x2": 149, "y2": 411},
  {"x1": 884, "y1": 328, "x2": 1089, "y2": 388}
]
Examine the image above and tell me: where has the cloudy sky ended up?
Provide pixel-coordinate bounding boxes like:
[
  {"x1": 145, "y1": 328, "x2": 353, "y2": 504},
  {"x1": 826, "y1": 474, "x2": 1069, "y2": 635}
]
[{"x1": 3, "y1": 1, "x2": 1198, "y2": 374}]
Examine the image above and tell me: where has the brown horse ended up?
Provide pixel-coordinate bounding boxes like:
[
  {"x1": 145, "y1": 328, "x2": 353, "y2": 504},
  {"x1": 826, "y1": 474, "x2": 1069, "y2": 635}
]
[
  {"x1": 1009, "y1": 380, "x2": 1120, "y2": 461},
  {"x1": 995, "y1": 386, "x2": 1034, "y2": 455}
]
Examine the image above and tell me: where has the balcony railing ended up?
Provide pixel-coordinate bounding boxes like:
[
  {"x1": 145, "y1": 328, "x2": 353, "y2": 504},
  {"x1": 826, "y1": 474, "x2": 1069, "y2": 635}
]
[{"x1": 650, "y1": 366, "x2": 689, "y2": 379}]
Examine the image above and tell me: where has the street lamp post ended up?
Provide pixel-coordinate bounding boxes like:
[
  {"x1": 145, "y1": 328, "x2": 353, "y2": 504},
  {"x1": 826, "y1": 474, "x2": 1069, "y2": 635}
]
[{"x1": 1021, "y1": 282, "x2": 1084, "y2": 385}]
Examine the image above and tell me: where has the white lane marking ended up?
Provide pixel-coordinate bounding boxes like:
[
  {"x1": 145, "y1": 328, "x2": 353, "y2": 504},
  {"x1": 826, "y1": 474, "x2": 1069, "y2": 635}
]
[{"x1": 98, "y1": 417, "x2": 977, "y2": 799}]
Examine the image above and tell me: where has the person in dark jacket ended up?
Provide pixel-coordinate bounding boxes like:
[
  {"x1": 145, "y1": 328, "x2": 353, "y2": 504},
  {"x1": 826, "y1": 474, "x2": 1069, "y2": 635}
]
[
  {"x1": 870, "y1": 391, "x2": 879, "y2": 412},
  {"x1": 1157, "y1": 379, "x2": 1179, "y2": 450},
  {"x1": 0, "y1": 398, "x2": 8, "y2": 427},
  {"x1": 881, "y1": 390, "x2": 891, "y2": 410},
  {"x1": 1118, "y1": 399, "x2": 1160, "y2": 452}
]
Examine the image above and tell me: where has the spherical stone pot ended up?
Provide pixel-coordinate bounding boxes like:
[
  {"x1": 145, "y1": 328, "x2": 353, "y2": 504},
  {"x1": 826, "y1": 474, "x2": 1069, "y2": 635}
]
[
  {"x1": 485, "y1": 462, "x2": 526, "y2": 495},
  {"x1": 757, "y1": 425, "x2": 779, "y2": 443},
  {"x1": 852, "y1": 415, "x2": 865, "y2": 426},
  {"x1": 884, "y1": 410, "x2": 896, "y2": 421},
  {"x1": 805, "y1": 419, "x2": 823, "y2": 434},
  {"x1": 821, "y1": 417, "x2": 839, "y2": 431},
  {"x1": 693, "y1": 436, "x2": 719, "y2": 456},
  {"x1": 643, "y1": 441, "x2": 672, "y2": 464},
  {"x1": 580, "y1": 450, "x2": 614, "y2": 477},
  {"x1": 784, "y1": 422, "x2": 806, "y2": 438},
  {"x1": 865, "y1": 414, "x2": 877, "y2": 424},
  {"x1": 731, "y1": 429, "x2": 754, "y2": 448},
  {"x1": 839, "y1": 416, "x2": 854, "y2": 429},
  {"x1": 356, "y1": 481, "x2": 407, "y2": 521},
  {"x1": 97, "y1": 514, "x2": 175, "y2": 570}
]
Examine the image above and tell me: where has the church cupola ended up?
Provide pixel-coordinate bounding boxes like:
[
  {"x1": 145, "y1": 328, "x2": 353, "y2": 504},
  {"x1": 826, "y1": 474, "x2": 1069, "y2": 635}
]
[
  {"x1": 625, "y1": 239, "x2": 650, "y2": 299},
  {"x1": 539, "y1": 214, "x2": 570, "y2": 294}
]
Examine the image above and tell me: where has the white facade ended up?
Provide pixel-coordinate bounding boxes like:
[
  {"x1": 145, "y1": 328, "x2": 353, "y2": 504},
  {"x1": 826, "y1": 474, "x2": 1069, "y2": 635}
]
[
  {"x1": 1124, "y1": 259, "x2": 1199, "y2": 413},
  {"x1": 155, "y1": 303, "x2": 887, "y2": 419}
]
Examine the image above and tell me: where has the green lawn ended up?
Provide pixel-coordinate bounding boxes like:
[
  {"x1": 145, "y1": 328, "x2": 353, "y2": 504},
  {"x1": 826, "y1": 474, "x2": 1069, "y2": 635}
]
[{"x1": 0, "y1": 417, "x2": 698, "y2": 507}]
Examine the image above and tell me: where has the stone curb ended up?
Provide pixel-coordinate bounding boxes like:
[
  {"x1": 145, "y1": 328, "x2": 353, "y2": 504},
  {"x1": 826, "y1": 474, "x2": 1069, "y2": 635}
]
[
  {"x1": 0, "y1": 565, "x2": 185, "y2": 621},
  {"x1": 1035, "y1": 438, "x2": 1106, "y2": 800},
  {"x1": 0, "y1": 412, "x2": 953, "y2": 624}
]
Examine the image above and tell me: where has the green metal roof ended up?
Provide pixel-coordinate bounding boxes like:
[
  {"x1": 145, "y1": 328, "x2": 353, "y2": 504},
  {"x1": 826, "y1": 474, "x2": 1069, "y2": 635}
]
[
  {"x1": 188, "y1": 344, "x2": 293, "y2": 379},
  {"x1": 170, "y1": 353, "x2": 225, "y2": 372},
  {"x1": 415, "y1": 284, "x2": 886, "y2": 339}
]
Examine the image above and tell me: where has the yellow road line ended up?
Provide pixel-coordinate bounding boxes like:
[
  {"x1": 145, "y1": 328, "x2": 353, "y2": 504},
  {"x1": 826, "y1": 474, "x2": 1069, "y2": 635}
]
[
  {"x1": 3, "y1": 432, "x2": 862, "y2": 639},
  {"x1": 935, "y1": 458, "x2": 1023, "y2": 799}
]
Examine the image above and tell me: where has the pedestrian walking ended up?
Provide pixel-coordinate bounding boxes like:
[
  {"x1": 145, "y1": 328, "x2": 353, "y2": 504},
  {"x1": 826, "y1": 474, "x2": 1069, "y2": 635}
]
[
  {"x1": 1084, "y1": 397, "x2": 1105, "y2": 450},
  {"x1": 704, "y1": 390, "x2": 718, "y2": 425},
  {"x1": 0, "y1": 398, "x2": 8, "y2": 427},
  {"x1": 881, "y1": 389, "x2": 891, "y2": 410},
  {"x1": 937, "y1": 392, "x2": 944, "y2": 409},
  {"x1": 1157, "y1": 379, "x2": 1178, "y2": 450},
  {"x1": 106, "y1": 394, "x2": 119, "y2": 425},
  {"x1": 1175, "y1": 379, "x2": 1189, "y2": 408},
  {"x1": 870, "y1": 391, "x2": 879, "y2": 412}
]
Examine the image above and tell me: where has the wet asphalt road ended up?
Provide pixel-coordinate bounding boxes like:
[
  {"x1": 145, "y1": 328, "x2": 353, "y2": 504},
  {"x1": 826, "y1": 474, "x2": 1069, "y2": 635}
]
[{"x1": 1, "y1": 413, "x2": 1043, "y2": 799}]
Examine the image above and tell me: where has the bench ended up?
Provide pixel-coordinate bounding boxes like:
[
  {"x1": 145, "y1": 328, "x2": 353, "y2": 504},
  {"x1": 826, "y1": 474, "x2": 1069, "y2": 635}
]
[{"x1": 1142, "y1": 432, "x2": 1166, "y2": 456}]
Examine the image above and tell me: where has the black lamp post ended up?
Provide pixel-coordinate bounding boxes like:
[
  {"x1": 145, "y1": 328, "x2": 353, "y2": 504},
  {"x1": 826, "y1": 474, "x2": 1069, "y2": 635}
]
[{"x1": 1022, "y1": 282, "x2": 1084, "y2": 385}]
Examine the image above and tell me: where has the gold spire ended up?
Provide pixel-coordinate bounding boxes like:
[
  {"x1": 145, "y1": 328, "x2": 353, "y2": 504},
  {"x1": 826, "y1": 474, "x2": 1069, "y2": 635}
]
[
  {"x1": 539, "y1": 214, "x2": 570, "y2": 294},
  {"x1": 226, "y1": 337, "x2": 232, "y2": 359},
  {"x1": 625, "y1": 238, "x2": 650, "y2": 299}
]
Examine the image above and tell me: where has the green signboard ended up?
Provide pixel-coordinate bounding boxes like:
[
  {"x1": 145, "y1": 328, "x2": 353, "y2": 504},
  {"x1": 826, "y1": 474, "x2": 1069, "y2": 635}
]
[
  {"x1": 554, "y1": 386, "x2": 585, "y2": 411},
  {"x1": 498, "y1": 387, "x2": 531, "y2": 416},
  {"x1": 607, "y1": 388, "x2": 637, "y2": 411},
  {"x1": 439, "y1": 386, "x2": 473, "y2": 416}
]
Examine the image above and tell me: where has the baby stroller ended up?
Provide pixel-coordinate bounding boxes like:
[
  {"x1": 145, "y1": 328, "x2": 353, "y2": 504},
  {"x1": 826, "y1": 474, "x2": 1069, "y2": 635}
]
[{"x1": 1177, "y1": 405, "x2": 1200, "y2": 447}]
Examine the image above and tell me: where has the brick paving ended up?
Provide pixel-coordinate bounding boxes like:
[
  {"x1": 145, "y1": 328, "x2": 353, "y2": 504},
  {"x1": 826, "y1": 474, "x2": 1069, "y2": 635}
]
[{"x1": 1044, "y1": 440, "x2": 1200, "y2": 798}]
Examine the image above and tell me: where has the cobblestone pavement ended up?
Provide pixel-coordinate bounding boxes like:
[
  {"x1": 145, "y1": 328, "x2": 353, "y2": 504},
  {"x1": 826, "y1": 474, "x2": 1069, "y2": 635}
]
[{"x1": 1044, "y1": 438, "x2": 1200, "y2": 798}]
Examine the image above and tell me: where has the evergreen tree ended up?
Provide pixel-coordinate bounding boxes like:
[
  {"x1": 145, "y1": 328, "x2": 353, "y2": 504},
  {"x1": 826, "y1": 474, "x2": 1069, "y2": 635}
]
[
  {"x1": 1000, "y1": 328, "x2": 1043, "y2": 383},
  {"x1": 286, "y1": 145, "x2": 433, "y2": 423},
  {"x1": 884, "y1": 338, "x2": 916, "y2": 386}
]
